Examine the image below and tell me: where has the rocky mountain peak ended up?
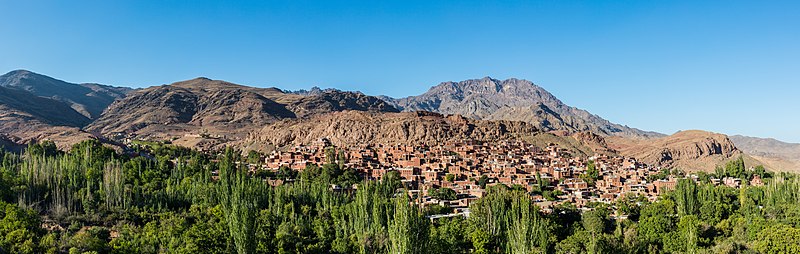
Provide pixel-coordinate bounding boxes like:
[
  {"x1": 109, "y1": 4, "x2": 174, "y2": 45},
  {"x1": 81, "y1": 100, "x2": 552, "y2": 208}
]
[
  {"x1": 384, "y1": 77, "x2": 660, "y2": 139},
  {"x1": 287, "y1": 86, "x2": 342, "y2": 96}
]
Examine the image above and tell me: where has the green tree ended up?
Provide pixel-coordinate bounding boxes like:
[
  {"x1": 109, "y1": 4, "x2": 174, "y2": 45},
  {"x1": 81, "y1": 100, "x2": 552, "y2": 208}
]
[
  {"x1": 582, "y1": 209, "x2": 608, "y2": 254},
  {"x1": 428, "y1": 217, "x2": 469, "y2": 254},
  {"x1": 388, "y1": 193, "x2": 428, "y2": 254},
  {"x1": 753, "y1": 224, "x2": 800, "y2": 254},
  {"x1": 218, "y1": 148, "x2": 265, "y2": 254},
  {"x1": 724, "y1": 157, "x2": 746, "y2": 178},
  {"x1": 507, "y1": 193, "x2": 548, "y2": 254},
  {"x1": 246, "y1": 150, "x2": 262, "y2": 164},
  {"x1": 0, "y1": 201, "x2": 42, "y2": 254},
  {"x1": 445, "y1": 173, "x2": 455, "y2": 182},
  {"x1": 674, "y1": 179, "x2": 698, "y2": 216},
  {"x1": 428, "y1": 187, "x2": 457, "y2": 201},
  {"x1": 581, "y1": 160, "x2": 600, "y2": 186},
  {"x1": 637, "y1": 200, "x2": 676, "y2": 249}
]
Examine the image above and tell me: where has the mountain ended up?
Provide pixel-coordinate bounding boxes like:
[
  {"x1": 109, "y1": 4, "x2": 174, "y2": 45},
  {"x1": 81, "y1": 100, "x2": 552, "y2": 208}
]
[
  {"x1": 730, "y1": 135, "x2": 800, "y2": 171},
  {"x1": 286, "y1": 86, "x2": 340, "y2": 96},
  {"x1": 0, "y1": 70, "x2": 131, "y2": 120},
  {"x1": 384, "y1": 77, "x2": 663, "y2": 139},
  {"x1": 0, "y1": 85, "x2": 92, "y2": 127},
  {"x1": 86, "y1": 77, "x2": 399, "y2": 147},
  {"x1": 285, "y1": 90, "x2": 399, "y2": 118},
  {"x1": 0, "y1": 70, "x2": 787, "y2": 173},
  {"x1": 606, "y1": 130, "x2": 753, "y2": 171},
  {"x1": 0, "y1": 70, "x2": 131, "y2": 148},
  {"x1": 730, "y1": 135, "x2": 800, "y2": 159}
]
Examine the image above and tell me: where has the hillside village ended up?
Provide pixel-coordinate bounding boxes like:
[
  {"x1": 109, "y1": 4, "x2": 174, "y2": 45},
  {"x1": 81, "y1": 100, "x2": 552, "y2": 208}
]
[{"x1": 259, "y1": 138, "x2": 765, "y2": 215}]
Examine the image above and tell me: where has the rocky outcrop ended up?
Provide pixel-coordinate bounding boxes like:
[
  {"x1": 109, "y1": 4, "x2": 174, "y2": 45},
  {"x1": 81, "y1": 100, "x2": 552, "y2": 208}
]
[
  {"x1": 0, "y1": 134, "x2": 24, "y2": 152},
  {"x1": 384, "y1": 77, "x2": 663, "y2": 139},
  {"x1": 248, "y1": 111, "x2": 538, "y2": 148},
  {"x1": 571, "y1": 131, "x2": 617, "y2": 154},
  {"x1": 608, "y1": 130, "x2": 743, "y2": 171}
]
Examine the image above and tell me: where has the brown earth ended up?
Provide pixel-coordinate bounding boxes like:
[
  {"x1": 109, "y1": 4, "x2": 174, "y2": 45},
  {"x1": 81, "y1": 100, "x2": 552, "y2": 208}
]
[
  {"x1": 244, "y1": 111, "x2": 539, "y2": 151},
  {"x1": 607, "y1": 130, "x2": 757, "y2": 172},
  {"x1": 86, "y1": 77, "x2": 399, "y2": 149}
]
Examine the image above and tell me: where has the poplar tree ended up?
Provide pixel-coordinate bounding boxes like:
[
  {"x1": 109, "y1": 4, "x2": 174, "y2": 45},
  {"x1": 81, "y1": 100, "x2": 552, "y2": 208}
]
[
  {"x1": 675, "y1": 179, "x2": 698, "y2": 216},
  {"x1": 218, "y1": 148, "x2": 265, "y2": 254}
]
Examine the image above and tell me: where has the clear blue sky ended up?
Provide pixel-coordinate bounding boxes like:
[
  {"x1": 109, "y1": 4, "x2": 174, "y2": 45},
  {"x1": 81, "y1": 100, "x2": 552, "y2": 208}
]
[{"x1": 1, "y1": 1, "x2": 798, "y2": 142}]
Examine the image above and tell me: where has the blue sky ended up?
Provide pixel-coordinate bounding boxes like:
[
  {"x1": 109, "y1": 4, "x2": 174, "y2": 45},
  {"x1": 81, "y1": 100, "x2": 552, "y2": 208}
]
[{"x1": 1, "y1": 1, "x2": 798, "y2": 142}]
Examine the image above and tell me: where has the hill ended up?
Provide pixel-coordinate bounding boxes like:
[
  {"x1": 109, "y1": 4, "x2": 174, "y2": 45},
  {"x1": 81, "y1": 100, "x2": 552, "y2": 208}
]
[
  {"x1": 0, "y1": 86, "x2": 93, "y2": 149},
  {"x1": 730, "y1": 135, "x2": 800, "y2": 171},
  {"x1": 606, "y1": 130, "x2": 757, "y2": 172},
  {"x1": 86, "y1": 77, "x2": 399, "y2": 147},
  {"x1": 0, "y1": 70, "x2": 131, "y2": 148},
  {"x1": 0, "y1": 70, "x2": 130, "y2": 120}
]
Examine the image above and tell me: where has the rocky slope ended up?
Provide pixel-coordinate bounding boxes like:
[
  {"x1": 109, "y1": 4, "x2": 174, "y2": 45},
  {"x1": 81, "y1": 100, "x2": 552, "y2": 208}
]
[
  {"x1": 86, "y1": 78, "x2": 399, "y2": 144},
  {"x1": 384, "y1": 77, "x2": 662, "y2": 139},
  {"x1": 730, "y1": 135, "x2": 800, "y2": 159},
  {"x1": 607, "y1": 130, "x2": 749, "y2": 171},
  {"x1": 729, "y1": 135, "x2": 800, "y2": 171},
  {"x1": 0, "y1": 70, "x2": 130, "y2": 149},
  {"x1": 286, "y1": 90, "x2": 398, "y2": 118},
  {"x1": 0, "y1": 70, "x2": 130, "y2": 120},
  {"x1": 0, "y1": 92, "x2": 92, "y2": 149},
  {"x1": 0, "y1": 85, "x2": 92, "y2": 127},
  {"x1": 570, "y1": 131, "x2": 617, "y2": 155},
  {"x1": 245, "y1": 111, "x2": 539, "y2": 150}
]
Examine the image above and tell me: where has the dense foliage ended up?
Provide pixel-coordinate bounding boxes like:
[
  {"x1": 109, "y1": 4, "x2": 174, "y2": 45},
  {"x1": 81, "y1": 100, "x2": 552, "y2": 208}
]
[{"x1": 0, "y1": 141, "x2": 798, "y2": 253}]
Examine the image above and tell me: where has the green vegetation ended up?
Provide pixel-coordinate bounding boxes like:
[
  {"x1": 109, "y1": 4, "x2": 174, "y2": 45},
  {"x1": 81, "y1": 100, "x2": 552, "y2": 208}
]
[
  {"x1": 580, "y1": 160, "x2": 600, "y2": 186},
  {"x1": 0, "y1": 141, "x2": 799, "y2": 253},
  {"x1": 427, "y1": 188, "x2": 457, "y2": 201}
]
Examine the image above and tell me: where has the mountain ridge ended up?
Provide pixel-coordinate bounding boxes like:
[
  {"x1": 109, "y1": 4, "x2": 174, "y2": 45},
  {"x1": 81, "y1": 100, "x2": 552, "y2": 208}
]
[
  {"x1": 0, "y1": 70, "x2": 131, "y2": 120},
  {"x1": 0, "y1": 70, "x2": 795, "y2": 171},
  {"x1": 85, "y1": 77, "x2": 400, "y2": 146},
  {"x1": 383, "y1": 77, "x2": 663, "y2": 139}
]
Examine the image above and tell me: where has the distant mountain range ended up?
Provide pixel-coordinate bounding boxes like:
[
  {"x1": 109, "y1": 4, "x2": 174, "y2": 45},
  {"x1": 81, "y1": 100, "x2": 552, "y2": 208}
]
[{"x1": 0, "y1": 69, "x2": 796, "y2": 172}]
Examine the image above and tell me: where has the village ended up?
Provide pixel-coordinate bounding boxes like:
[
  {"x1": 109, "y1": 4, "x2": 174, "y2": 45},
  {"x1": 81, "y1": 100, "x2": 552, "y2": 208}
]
[{"x1": 260, "y1": 138, "x2": 764, "y2": 214}]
